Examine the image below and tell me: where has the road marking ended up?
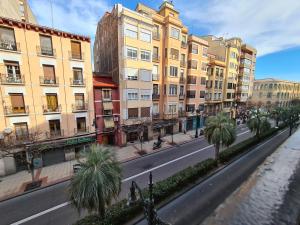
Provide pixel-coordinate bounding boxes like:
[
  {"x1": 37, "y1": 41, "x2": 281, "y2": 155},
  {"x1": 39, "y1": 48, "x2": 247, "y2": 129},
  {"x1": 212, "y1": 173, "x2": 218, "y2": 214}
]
[
  {"x1": 9, "y1": 129, "x2": 252, "y2": 225},
  {"x1": 237, "y1": 130, "x2": 250, "y2": 136},
  {"x1": 10, "y1": 202, "x2": 71, "y2": 225}
]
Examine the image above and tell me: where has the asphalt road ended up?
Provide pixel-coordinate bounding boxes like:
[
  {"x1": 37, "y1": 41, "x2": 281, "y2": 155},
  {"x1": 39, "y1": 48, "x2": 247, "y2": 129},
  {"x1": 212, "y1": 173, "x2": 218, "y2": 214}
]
[
  {"x1": 136, "y1": 128, "x2": 290, "y2": 225},
  {"x1": 0, "y1": 125, "x2": 251, "y2": 225}
]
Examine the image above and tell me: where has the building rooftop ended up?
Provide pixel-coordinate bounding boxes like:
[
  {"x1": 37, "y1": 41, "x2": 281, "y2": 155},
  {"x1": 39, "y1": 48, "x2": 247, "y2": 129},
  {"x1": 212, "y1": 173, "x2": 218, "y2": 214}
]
[
  {"x1": 93, "y1": 76, "x2": 118, "y2": 88},
  {"x1": 254, "y1": 78, "x2": 300, "y2": 84}
]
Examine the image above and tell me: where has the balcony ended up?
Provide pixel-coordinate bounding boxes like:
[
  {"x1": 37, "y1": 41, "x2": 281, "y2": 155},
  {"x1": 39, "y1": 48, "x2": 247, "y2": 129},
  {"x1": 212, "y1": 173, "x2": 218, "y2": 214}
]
[
  {"x1": 179, "y1": 76, "x2": 186, "y2": 84},
  {"x1": 241, "y1": 53, "x2": 252, "y2": 59},
  {"x1": 36, "y1": 46, "x2": 56, "y2": 57},
  {"x1": 72, "y1": 103, "x2": 88, "y2": 112},
  {"x1": 181, "y1": 42, "x2": 188, "y2": 49},
  {"x1": 152, "y1": 113, "x2": 160, "y2": 120},
  {"x1": 74, "y1": 126, "x2": 90, "y2": 135},
  {"x1": 164, "y1": 113, "x2": 178, "y2": 120},
  {"x1": 178, "y1": 110, "x2": 186, "y2": 117},
  {"x1": 46, "y1": 130, "x2": 64, "y2": 139},
  {"x1": 187, "y1": 94, "x2": 196, "y2": 99},
  {"x1": 70, "y1": 78, "x2": 85, "y2": 86},
  {"x1": 152, "y1": 32, "x2": 160, "y2": 41},
  {"x1": 69, "y1": 51, "x2": 84, "y2": 61},
  {"x1": 152, "y1": 54, "x2": 160, "y2": 63},
  {"x1": 0, "y1": 73, "x2": 25, "y2": 85},
  {"x1": 152, "y1": 94, "x2": 160, "y2": 100},
  {"x1": 40, "y1": 76, "x2": 59, "y2": 86},
  {"x1": 180, "y1": 60, "x2": 186, "y2": 68},
  {"x1": 4, "y1": 106, "x2": 29, "y2": 116},
  {"x1": 43, "y1": 104, "x2": 62, "y2": 114},
  {"x1": 179, "y1": 94, "x2": 185, "y2": 100},
  {"x1": 0, "y1": 40, "x2": 20, "y2": 52},
  {"x1": 152, "y1": 74, "x2": 159, "y2": 81}
]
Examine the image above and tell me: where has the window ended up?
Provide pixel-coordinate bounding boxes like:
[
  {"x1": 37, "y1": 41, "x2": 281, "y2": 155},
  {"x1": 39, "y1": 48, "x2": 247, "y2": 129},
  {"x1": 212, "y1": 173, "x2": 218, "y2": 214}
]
[
  {"x1": 125, "y1": 68, "x2": 138, "y2": 80},
  {"x1": 227, "y1": 83, "x2": 233, "y2": 89},
  {"x1": 201, "y1": 62, "x2": 207, "y2": 71},
  {"x1": 75, "y1": 93, "x2": 85, "y2": 109},
  {"x1": 14, "y1": 122, "x2": 28, "y2": 140},
  {"x1": 0, "y1": 26, "x2": 17, "y2": 51},
  {"x1": 170, "y1": 48, "x2": 179, "y2": 60},
  {"x1": 230, "y1": 52, "x2": 237, "y2": 58},
  {"x1": 72, "y1": 68, "x2": 83, "y2": 85},
  {"x1": 180, "y1": 54, "x2": 185, "y2": 62},
  {"x1": 102, "y1": 89, "x2": 111, "y2": 100},
  {"x1": 190, "y1": 44, "x2": 198, "y2": 54},
  {"x1": 180, "y1": 85, "x2": 184, "y2": 95},
  {"x1": 126, "y1": 47, "x2": 138, "y2": 59},
  {"x1": 153, "y1": 103, "x2": 159, "y2": 114},
  {"x1": 124, "y1": 23, "x2": 138, "y2": 39},
  {"x1": 182, "y1": 35, "x2": 187, "y2": 44},
  {"x1": 243, "y1": 68, "x2": 251, "y2": 73},
  {"x1": 215, "y1": 80, "x2": 218, "y2": 88},
  {"x1": 46, "y1": 94, "x2": 58, "y2": 112},
  {"x1": 186, "y1": 104, "x2": 195, "y2": 112},
  {"x1": 140, "y1": 50, "x2": 151, "y2": 61},
  {"x1": 49, "y1": 119, "x2": 61, "y2": 136},
  {"x1": 4, "y1": 61, "x2": 21, "y2": 83},
  {"x1": 76, "y1": 117, "x2": 86, "y2": 133},
  {"x1": 180, "y1": 69, "x2": 184, "y2": 78},
  {"x1": 153, "y1": 25, "x2": 159, "y2": 38},
  {"x1": 169, "y1": 84, "x2": 177, "y2": 95},
  {"x1": 202, "y1": 47, "x2": 208, "y2": 57},
  {"x1": 200, "y1": 77, "x2": 206, "y2": 85},
  {"x1": 170, "y1": 27, "x2": 180, "y2": 39},
  {"x1": 200, "y1": 91, "x2": 205, "y2": 98},
  {"x1": 188, "y1": 60, "x2": 197, "y2": 69},
  {"x1": 187, "y1": 90, "x2": 196, "y2": 98},
  {"x1": 168, "y1": 104, "x2": 177, "y2": 113},
  {"x1": 128, "y1": 108, "x2": 138, "y2": 119},
  {"x1": 227, "y1": 93, "x2": 232, "y2": 99},
  {"x1": 153, "y1": 84, "x2": 159, "y2": 95},
  {"x1": 127, "y1": 89, "x2": 139, "y2": 100},
  {"x1": 153, "y1": 47, "x2": 159, "y2": 60},
  {"x1": 141, "y1": 107, "x2": 150, "y2": 117},
  {"x1": 169, "y1": 66, "x2": 178, "y2": 77},
  {"x1": 140, "y1": 69, "x2": 151, "y2": 81},
  {"x1": 152, "y1": 65, "x2": 159, "y2": 80},
  {"x1": 39, "y1": 35, "x2": 53, "y2": 56},
  {"x1": 140, "y1": 29, "x2": 151, "y2": 42},
  {"x1": 71, "y1": 41, "x2": 82, "y2": 60},
  {"x1": 10, "y1": 93, "x2": 25, "y2": 113},
  {"x1": 140, "y1": 89, "x2": 151, "y2": 100},
  {"x1": 42, "y1": 65, "x2": 56, "y2": 84},
  {"x1": 187, "y1": 76, "x2": 196, "y2": 84}
]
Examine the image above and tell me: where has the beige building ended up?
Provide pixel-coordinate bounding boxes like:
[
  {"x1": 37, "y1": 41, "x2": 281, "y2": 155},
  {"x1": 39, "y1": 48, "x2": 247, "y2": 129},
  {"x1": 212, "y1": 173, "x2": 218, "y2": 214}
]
[
  {"x1": 250, "y1": 78, "x2": 300, "y2": 108},
  {"x1": 0, "y1": 17, "x2": 95, "y2": 175},
  {"x1": 0, "y1": 0, "x2": 37, "y2": 23}
]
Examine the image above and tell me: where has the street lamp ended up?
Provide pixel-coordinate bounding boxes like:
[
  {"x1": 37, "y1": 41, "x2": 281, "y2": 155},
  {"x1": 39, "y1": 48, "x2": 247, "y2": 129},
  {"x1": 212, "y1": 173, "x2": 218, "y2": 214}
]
[
  {"x1": 195, "y1": 109, "x2": 200, "y2": 138},
  {"x1": 128, "y1": 172, "x2": 170, "y2": 225}
]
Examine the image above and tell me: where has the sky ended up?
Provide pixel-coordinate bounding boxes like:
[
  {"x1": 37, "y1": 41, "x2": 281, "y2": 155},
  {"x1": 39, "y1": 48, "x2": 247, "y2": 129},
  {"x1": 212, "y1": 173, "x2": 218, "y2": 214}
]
[{"x1": 28, "y1": 0, "x2": 300, "y2": 81}]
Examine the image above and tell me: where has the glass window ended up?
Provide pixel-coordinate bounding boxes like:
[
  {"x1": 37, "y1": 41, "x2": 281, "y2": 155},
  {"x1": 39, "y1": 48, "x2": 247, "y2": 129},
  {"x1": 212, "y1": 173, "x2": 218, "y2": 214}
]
[
  {"x1": 43, "y1": 65, "x2": 56, "y2": 83},
  {"x1": 200, "y1": 91, "x2": 205, "y2": 98},
  {"x1": 190, "y1": 44, "x2": 198, "y2": 54},
  {"x1": 124, "y1": 23, "x2": 138, "y2": 39},
  {"x1": 201, "y1": 62, "x2": 207, "y2": 71},
  {"x1": 169, "y1": 84, "x2": 177, "y2": 95},
  {"x1": 46, "y1": 94, "x2": 58, "y2": 112},
  {"x1": 128, "y1": 108, "x2": 138, "y2": 119},
  {"x1": 202, "y1": 47, "x2": 208, "y2": 57},
  {"x1": 127, "y1": 89, "x2": 139, "y2": 100},
  {"x1": 186, "y1": 104, "x2": 195, "y2": 112},
  {"x1": 140, "y1": 69, "x2": 151, "y2": 81},
  {"x1": 140, "y1": 89, "x2": 151, "y2": 100},
  {"x1": 140, "y1": 50, "x2": 151, "y2": 61},
  {"x1": 125, "y1": 68, "x2": 138, "y2": 80},
  {"x1": 170, "y1": 48, "x2": 179, "y2": 60},
  {"x1": 170, "y1": 27, "x2": 180, "y2": 39},
  {"x1": 168, "y1": 104, "x2": 177, "y2": 113},
  {"x1": 126, "y1": 47, "x2": 137, "y2": 59},
  {"x1": 49, "y1": 119, "x2": 61, "y2": 136},
  {"x1": 140, "y1": 29, "x2": 151, "y2": 42},
  {"x1": 76, "y1": 117, "x2": 86, "y2": 132},
  {"x1": 188, "y1": 60, "x2": 197, "y2": 69},
  {"x1": 169, "y1": 66, "x2": 178, "y2": 77},
  {"x1": 14, "y1": 122, "x2": 28, "y2": 140},
  {"x1": 39, "y1": 35, "x2": 53, "y2": 56},
  {"x1": 73, "y1": 68, "x2": 83, "y2": 84},
  {"x1": 71, "y1": 41, "x2": 82, "y2": 59},
  {"x1": 153, "y1": 47, "x2": 159, "y2": 59},
  {"x1": 200, "y1": 77, "x2": 206, "y2": 85},
  {"x1": 4, "y1": 61, "x2": 21, "y2": 82},
  {"x1": 10, "y1": 93, "x2": 25, "y2": 113},
  {"x1": 0, "y1": 27, "x2": 17, "y2": 51},
  {"x1": 102, "y1": 89, "x2": 111, "y2": 100},
  {"x1": 141, "y1": 107, "x2": 150, "y2": 117},
  {"x1": 75, "y1": 93, "x2": 85, "y2": 109}
]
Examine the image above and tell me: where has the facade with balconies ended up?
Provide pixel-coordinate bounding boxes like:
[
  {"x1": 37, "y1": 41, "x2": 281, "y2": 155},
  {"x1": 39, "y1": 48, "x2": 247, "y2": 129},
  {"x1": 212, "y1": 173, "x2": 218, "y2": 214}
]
[{"x1": 0, "y1": 16, "x2": 95, "y2": 176}]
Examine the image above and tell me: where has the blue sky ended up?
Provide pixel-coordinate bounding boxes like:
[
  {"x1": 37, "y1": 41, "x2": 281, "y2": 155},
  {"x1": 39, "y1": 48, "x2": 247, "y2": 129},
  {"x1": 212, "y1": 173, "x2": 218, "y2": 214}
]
[{"x1": 28, "y1": 0, "x2": 300, "y2": 81}]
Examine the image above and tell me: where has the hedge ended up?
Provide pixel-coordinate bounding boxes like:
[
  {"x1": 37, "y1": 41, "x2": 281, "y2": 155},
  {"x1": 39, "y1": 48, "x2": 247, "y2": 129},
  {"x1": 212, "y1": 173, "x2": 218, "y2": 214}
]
[{"x1": 75, "y1": 125, "x2": 286, "y2": 225}]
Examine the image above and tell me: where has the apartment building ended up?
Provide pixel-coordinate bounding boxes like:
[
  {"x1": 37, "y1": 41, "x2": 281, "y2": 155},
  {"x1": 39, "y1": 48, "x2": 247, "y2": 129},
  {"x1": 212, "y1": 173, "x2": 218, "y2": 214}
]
[
  {"x1": 250, "y1": 78, "x2": 300, "y2": 108},
  {"x1": 0, "y1": 17, "x2": 95, "y2": 175},
  {"x1": 185, "y1": 35, "x2": 208, "y2": 130},
  {"x1": 94, "y1": 75, "x2": 121, "y2": 145}
]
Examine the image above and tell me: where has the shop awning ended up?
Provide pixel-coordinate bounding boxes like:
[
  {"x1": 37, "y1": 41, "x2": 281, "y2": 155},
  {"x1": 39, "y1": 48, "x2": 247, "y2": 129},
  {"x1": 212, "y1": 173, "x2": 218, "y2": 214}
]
[
  {"x1": 103, "y1": 102, "x2": 113, "y2": 110},
  {"x1": 104, "y1": 117, "x2": 114, "y2": 128}
]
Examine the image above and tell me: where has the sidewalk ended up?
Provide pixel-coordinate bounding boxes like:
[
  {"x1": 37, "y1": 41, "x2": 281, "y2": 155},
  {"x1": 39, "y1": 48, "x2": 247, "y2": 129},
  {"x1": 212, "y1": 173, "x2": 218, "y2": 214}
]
[{"x1": 0, "y1": 130, "x2": 198, "y2": 201}]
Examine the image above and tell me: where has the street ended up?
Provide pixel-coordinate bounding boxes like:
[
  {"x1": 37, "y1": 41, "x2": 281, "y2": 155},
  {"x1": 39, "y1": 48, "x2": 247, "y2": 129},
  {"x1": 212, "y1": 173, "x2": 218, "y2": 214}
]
[{"x1": 0, "y1": 125, "x2": 251, "y2": 225}]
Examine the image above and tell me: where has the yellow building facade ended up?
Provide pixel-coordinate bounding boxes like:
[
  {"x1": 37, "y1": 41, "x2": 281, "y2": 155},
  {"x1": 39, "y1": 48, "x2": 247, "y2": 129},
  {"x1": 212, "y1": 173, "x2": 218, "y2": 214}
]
[{"x1": 0, "y1": 17, "x2": 95, "y2": 175}]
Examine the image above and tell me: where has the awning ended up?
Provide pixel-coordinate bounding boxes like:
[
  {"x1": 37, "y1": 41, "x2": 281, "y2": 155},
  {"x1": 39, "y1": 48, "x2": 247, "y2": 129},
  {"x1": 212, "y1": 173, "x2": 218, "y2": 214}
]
[
  {"x1": 104, "y1": 117, "x2": 114, "y2": 128},
  {"x1": 103, "y1": 102, "x2": 113, "y2": 110}
]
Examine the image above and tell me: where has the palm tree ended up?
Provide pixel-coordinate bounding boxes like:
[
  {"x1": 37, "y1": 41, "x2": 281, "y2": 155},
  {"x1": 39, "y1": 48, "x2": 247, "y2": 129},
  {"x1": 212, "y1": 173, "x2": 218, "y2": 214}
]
[
  {"x1": 69, "y1": 144, "x2": 121, "y2": 217},
  {"x1": 204, "y1": 112, "x2": 236, "y2": 160},
  {"x1": 271, "y1": 107, "x2": 284, "y2": 127},
  {"x1": 247, "y1": 108, "x2": 271, "y2": 139},
  {"x1": 283, "y1": 107, "x2": 299, "y2": 136}
]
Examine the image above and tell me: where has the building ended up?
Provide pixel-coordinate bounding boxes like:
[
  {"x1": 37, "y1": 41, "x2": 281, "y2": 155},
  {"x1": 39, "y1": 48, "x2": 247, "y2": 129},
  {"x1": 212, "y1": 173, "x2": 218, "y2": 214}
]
[
  {"x1": 0, "y1": 0, "x2": 37, "y2": 23},
  {"x1": 0, "y1": 17, "x2": 95, "y2": 176},
  {"x1": 250, "y1": 78, "x2": 300, "y2": 108},
  {"x1": 93, "y1": 75, "x2": 121, "y2": 146}
]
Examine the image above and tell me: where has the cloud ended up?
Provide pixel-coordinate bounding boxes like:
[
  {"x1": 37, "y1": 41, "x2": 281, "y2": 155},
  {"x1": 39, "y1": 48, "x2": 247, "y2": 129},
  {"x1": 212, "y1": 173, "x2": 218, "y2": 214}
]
[
  {"x1": 176, "y1": 0, "x2": 300, "y2": 56},
  {"x1": 29, "y1": 0, "x2": 111, "y2": 39}
]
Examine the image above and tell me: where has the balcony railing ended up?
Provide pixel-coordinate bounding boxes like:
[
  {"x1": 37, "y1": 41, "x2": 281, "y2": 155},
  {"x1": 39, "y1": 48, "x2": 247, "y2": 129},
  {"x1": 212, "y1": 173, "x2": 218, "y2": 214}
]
[
  {"x1": 74, "y1": 126, "x2": 90, "y2": 134},
  {"x1": 36, "y1": 46, "x2": 56, "y2": 57},
  {"x1": 43, "y1": 104, "x2": 62, "y2": 114},
  {"x1": 152, "y1": 32, "x2": 160, "y2": 40},
  {"x1": 69, "y1": 51, "x2": 84, "y2": 61},
  {"x1": 46, "y1": 129, "x2": 64, "y2": 139},
  {"x1": 179, "y1": 94, "x2": 185, "y2": 100},
  {"x1": 152, "y1": 54, "x2": 160, "y2": 62},
  {"x1": 0, "y1": 40, "x2": 20, "y2": 52},
  {"x1": 0, "y1": 73, "x2": 25, "y2": 85},
  {"x1": 40, "y1": 76, "x2": 59, "y2": 86},
  {"x1": 179, "y1": 76, "x2": 186, "y2": 84},
  {"x1": 70, "y1": 78, "x2": 85, "y2": 86},
  {"x1": 187, "y1": 94, "x2": 196, "y2": 98},
  {"x1": 152, "y1": 113, "x2": 160, "y2": 120},
  {"x1": 181, "y1": 42, "x2": 188, "y2": 49},
  {"x1": 152, "y1": 94, "x2": 160, "y2": 100},
  {"x1": 4, "y1": 105, "x2": 29, "y2": 116},
  {"x1": 72, "y1": 103, "x2": 88, "y2": 112},
  {"x1": 152, "y1": 74, "x2": 159, "y2": 81},
  {"x1": 180, "y1": 60, "x2": 186, "y2": 68}
]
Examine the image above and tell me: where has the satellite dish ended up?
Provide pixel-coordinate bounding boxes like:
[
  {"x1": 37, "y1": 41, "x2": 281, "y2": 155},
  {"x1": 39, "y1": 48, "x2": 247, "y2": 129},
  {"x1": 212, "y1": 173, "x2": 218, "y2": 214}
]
[{"x1": 3, "y1": 128, "x2": 13, "y2": 135}]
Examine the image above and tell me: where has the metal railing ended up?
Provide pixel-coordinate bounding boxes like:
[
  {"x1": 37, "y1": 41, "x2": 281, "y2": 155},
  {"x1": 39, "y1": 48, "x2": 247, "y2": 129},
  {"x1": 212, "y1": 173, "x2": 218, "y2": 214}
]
[
  {"x1": 152, "y1": 94, "x2": 160, "y2": 100},
  {"x1": 181, "y1": 42, "x2": 188, "y2": 49},
  {"x1": 152, "y1": 32, "x2": 160, "y2": 40},
  {"x1": 152, "y1": 54, "x2": 160, "y2": 62},
  {"x1": 0, "y1": 40, "x2": 20, "y2": 52},
  {"x1": 152, "y1": 74, "x2": 159, "y2": 81},
  {"x1": 46, "y1": 129, "x2": 64, "y2": 139},
  {"x1": 180, "y1": 60, "x2": 186, "y2": 68},
  {"x1": 36, "y1": 46, "x2": 56, "y2": 57},
  {"x1": 40, "y1": 76, "x2": 59, "y2": 85},
  {"x1": 179, "y1": 76, "x2": 186, "y2": 84},
  {"x1": 4, "y1": 105, "x2": 29, "y2": 116},
  {"x1": 152, "y1": 113, "x2": 160, "y2": 120},
  {"x1": 74, "y1": 126, "x2": 90, "y2": 134},
  {"x1": 0, "y1": 73, "x2": 25, "y2": 84},
  {"x1": 179, "y1": 94, "x2": 185, "y2": 100},
  {"x1": 70, "y1": 78, "x2": 85, "y2": 86},
  {"x1": 72, "y1": 103, "x2": 88, "y2": 112},
  {"x1": 43, "y1": 104, "x2": 61, "y2": 114},
  {"x1": 69, "y1": 51, "x2": 84, "y2": 61},
  {"x1": 178, "y1": 110, "x2": 186, "y2": 117}
]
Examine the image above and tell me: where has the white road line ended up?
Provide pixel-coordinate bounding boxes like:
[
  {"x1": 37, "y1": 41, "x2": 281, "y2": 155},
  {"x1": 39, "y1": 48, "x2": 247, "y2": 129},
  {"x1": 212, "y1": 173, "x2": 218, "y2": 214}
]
[
  {"x1": 237, "y1": 130, "x2": 250, "y2": 136},
  {"x1": 9, "y1": 129, "x2": 252, "y2": 225}
]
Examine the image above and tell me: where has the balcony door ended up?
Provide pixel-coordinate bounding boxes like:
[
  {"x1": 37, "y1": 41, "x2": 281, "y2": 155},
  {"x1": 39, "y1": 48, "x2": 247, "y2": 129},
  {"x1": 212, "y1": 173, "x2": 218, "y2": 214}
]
[
  {"x1": 49, "y1": 120, "x2": 61, "y2": 137},
  {"x1": 73, "y1": 68, "x2": 83, "y2": 84},
  {"x1": 43, "y1": 65, "x2": 56, "y2": 84},
  {"x1": 76, "y1": 117, "x2": 86, "y2": 133},
  {"x1": 71, "y1": 41, "x2": 81, "y2": 59},
  {"x1": 14, "y1": 122, "x2": 28, "y2": 140},
  {"x1": 0, "y1": 27, "x2": 17, "y2": 51},
  {"x1": 46, "y1": 94, "x2": 58, "y2": 112},
  {"x1": 5, "y1": 61, "x2": 21, "y2": 82},
  {"x1": 75, "y1": 93, "x2": 84, "y2": 110},
  {"x1": 39, "y1": 35, "x2": 53, "y2": 56},
  {"x1": 10, "y1": 93, "x2": 25, "y2": 113}
]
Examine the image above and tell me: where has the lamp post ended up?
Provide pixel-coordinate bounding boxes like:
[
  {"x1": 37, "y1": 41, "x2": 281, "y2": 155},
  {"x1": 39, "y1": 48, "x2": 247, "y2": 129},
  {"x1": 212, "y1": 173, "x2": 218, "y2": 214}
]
[
  {"x1": 195, "y1": 109, "x2": 200, "y2": 138},
  {"x1": 128, "y1": 172, "x2": 170, "y2": 225}
]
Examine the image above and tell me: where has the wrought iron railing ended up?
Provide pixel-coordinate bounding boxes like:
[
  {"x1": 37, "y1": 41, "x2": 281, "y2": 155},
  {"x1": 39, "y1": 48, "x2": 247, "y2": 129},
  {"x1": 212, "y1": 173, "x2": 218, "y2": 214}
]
[
  {"x1": 72, "y1": 103, "x2": 88, "y2": 112},
  {"x1": 69, "y1": 51, "x2": 84, "y2": 60},
  {"x1": 40, "y1": 76, "x2": 59, "y2": 85},
  {"x1": 70, "y1": 78, "x2": 85, "y2": 86},
  {"x1": 43, "y1": 104, "x2": 61, "y2": 114},
  {"x1": 0, "y1": 40, "x2": 20, "y2": 52},
  {"x1": 36, "y1": 46, "x2": 56, "y2": 57},
  {"x1": 4, "y1": 105, "x2": 29, "y2": 116},
  {"x1": 0, "y1": 73, "x2": 25, "y2": 84}
]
